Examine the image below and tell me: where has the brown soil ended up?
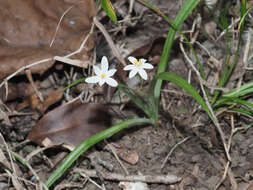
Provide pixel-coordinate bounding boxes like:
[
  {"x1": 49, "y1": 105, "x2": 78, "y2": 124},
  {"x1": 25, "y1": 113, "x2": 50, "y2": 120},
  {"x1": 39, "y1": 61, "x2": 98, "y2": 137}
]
[{"x1": 0, "y1": 0, "x2": 252, "y2": 190}]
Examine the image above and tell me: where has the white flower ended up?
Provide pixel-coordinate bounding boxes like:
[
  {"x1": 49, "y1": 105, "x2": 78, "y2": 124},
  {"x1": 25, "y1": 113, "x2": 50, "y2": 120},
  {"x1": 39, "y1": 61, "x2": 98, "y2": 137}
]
[
  {"x1": 124, "y1": 56, "x2": 153, "y2": 80},
  {"x1": 85, "y1": 56, "x2": 118, "y2": 87}
]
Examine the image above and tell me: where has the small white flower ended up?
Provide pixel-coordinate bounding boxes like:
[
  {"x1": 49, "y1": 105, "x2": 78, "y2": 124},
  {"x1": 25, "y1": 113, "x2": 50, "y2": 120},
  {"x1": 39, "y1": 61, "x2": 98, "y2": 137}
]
[
  {"x1": 124, "y1": 56, "x2": 153, "y2": 80},
  {"x1": 85, "y1": 56, "x2": 118, "y2": 87}
]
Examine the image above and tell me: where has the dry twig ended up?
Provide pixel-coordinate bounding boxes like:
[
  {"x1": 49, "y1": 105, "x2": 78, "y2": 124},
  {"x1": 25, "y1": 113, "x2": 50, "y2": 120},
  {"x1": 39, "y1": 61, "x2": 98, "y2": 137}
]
[
  {"x1": 93, "y1": 17, "x2": 126, "y2": 67},
  {"x1": 50, "y1": 6, "x2": 74, "y2": 47},
  {"x1": 104, "y1": 140, "x2": 129, "y2": 175},
  {"x1": 180, "y1": 38, "x2": 231, "y2": 161},
  {"x1": 161, "y1": 136, "x2": 190, "y2": 169},
  {"x1": 74, "y1": 168, "x2": 181, "y2": 184}
]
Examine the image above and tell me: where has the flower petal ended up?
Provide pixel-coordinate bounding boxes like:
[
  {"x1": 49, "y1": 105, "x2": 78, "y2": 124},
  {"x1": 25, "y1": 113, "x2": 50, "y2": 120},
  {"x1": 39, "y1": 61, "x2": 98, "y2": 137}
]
[
  {"x1": 129, "y1": 69, "x2": 138, "y2": 78},
  {"x1": 140, "y1": 58, "x2": 147, "y2": 63},
  {"x1": 93, "y1": 65, "x2": 101, "y2": 76},
  {"x1": 106, "y1": 78, "x2": 118, "y2": 87},
  {"x1": 142, "y1": 63, "x2": 154, "y2": 69},
  {"x1": 106, "y1": 69, "x2": 117, "y2": 77},
  {"x1": 85, "y1": 76, "x2": 100, "y2": 83},
  {"x1": 101, "y1": 56, "x2": 109, "y2": 72},
  {"x1": 138, "y1": 69, "x2": 148, "y2": 80},
  {"x1": 128, "y1": 56, "x2": 137, "y2": 64},
  {"x1": 124, "y1": 65, "x2": 136, "y2": 70},
  {"x1": 98, "y1": 79, "x2": 105, "y2": 86}
]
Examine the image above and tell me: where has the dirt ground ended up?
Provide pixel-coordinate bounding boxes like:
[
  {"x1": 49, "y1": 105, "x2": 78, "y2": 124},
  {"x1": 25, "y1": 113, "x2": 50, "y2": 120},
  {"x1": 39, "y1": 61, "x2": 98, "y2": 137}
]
[{"x1": 0, "y1": 0, "x2": 253, "y2": 190}]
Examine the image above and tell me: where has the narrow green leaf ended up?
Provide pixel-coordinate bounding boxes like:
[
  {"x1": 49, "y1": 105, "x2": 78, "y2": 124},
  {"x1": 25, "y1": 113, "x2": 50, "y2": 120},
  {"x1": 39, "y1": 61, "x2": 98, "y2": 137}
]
[
  {"x1": 240, "y1": 0, "x2": 247, "y2": 33},
  {"x1": 62, "y1": 77, "x2": 86, "y2": 91},
  {"x1": 222, "y1": 82, "x2": 253, "y2": 98},
  {"x1": 239, "y1": 6, "x2": 253, "y2": 33},
  {"x1": 211, "y1": 4, "x2": 251, "y2": 105},
  {"x1": 100, "y1": 0, "x2": 118, "y2": 24},
  {"x1": 147, "y1": 78, "x2": 159, "y2": 123},
  {"x1": 154, "y1": 0, "x2": 200, "y2": 100},
  {"x1": 45, "y1": 118, "x2": 152, "y2": 188},
  {"x1": 118, "y1": 84, "x2": 152, "y2": 119},
  {"x1": 157, "y1": 72, "x2": 212, "y2": 119},
  {"x1": 227, "y1": 108, "x2": 253, "y2": 118},
  {"x1": 214, "y1": 97, "x2": 253, "y2": 110}
]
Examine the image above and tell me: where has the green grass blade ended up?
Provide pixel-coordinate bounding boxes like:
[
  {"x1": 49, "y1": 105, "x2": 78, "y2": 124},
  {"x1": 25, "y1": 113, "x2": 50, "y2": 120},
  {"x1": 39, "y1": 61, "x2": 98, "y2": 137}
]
[
  {"x1": 213, "y1": 82, "x2": 253, "y2": 108},
  {"x1": 240, "y1": 0, "x2": 247, "y2": 33},
  {"x1": 139, "y1": 0, "x2": 208, "y2": 101},
  {"x1": 45, "y1": 118, "x2": 152, "y2": 188},
  {"x1": 157, "y1": 72, "x2": 212, "y2": 119},
  {"x1": 154, "y1": 0, "x2": 200, "y2": 99},
  {"x1": 211, "y1": 4, "x2": 251, "y2": 105},
  {"x1": 62, "y1": 77, "x2": 86, "y2": 91},
  {"x1": 137, "y1": 0, "x2": 175, "y2": 29},
  {"x1": 227, "y1": 107, "x2": 253, "y2": 118},
  {"x1": 100, "y1": 0, "x2": 118, "y2": 24},
  {"x1": 214, "y1": 97, "x2": 253, "y2": 110},
  {"x1": 147, "y1": 78, "x2": 159, "y2": 123},
  {"x1": 118, "y1": 84, "x2": 153, "y2": 119},
  {"x1": 223, "y1": 82, "x2": 253, "y2": 98}
]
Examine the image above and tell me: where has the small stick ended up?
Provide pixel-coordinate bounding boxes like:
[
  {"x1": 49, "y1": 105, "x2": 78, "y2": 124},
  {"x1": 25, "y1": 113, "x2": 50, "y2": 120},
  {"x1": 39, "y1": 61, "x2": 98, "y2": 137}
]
[
  {"x1": 93, "y1": 17, "x2": 126, "y2": 67},
  {"x1": 216, "y1": 18, "x2": 240, "y2": 41},
  {"x1": 213, "y1": 160, "x2": 230, "y2": 190},
  {"x1": 50, "y1": 6, "x2": 74, "y2": 47},
  {"x1": 237, "y1": 29, "x2": 251, "y2": 91},
  {"x1": 104, "y1": 140, "x2": 129, "y2": 175},
  {"x1": 213, "y1": 114, "x2": 236, "y2": 190},
  {"x1": 180, "y1": 39, "x2": 231, "y2": 161},
  {"x1": 79, "y1": 172, "x2": 106, "y2": 190},
  {"x1": 161, "y1": 136, "x2": 190, "y2": 169},
  {"x1": 0, "y1": 58, "x2": 53, "y2": 90},
  {"x1": 63, "y1": 22, "x2": 95, "y2": 59},
  {"x1": 25, "y1": 69, "x2": 44, "y2": 102},
  {"x1": 245, "y1": 67, "x2": 253, "y2": 70},
  {"x1": 74, "y1": 168, "x2": 181, "y2": 184}
]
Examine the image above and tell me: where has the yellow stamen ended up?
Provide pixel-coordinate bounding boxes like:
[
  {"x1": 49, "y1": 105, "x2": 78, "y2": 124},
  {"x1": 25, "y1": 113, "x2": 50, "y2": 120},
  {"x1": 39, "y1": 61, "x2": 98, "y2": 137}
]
[
  {"x1": 101, "y1": 73, "x2": 105, "y2": 78},
  {"x1": 139, "y1": 59, "x2": 143, "y2": 66},
  {"x1": 134, "y1": 59, "x2": 142, "y2": 67}
]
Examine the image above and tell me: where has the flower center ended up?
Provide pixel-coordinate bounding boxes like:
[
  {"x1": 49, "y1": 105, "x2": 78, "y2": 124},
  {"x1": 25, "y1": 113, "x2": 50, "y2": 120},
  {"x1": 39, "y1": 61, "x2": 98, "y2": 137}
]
[
  {"x1": 101, "y1": 73, "x2": 106, "y2": 79},
  {"x1": 134, "y1": 59, "x2": 142, "y2": 67}
]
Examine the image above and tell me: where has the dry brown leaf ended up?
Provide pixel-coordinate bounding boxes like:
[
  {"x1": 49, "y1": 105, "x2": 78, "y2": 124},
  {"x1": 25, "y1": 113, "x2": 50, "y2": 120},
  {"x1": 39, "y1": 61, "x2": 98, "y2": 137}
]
[
  {"x1": 0, "y1": 0, "x2": 95, "y2": 80},
  {"x1": 130, "y1": 37, "x2": 165, "y2": 60},
  {"x1": 3, "y1": 82, "x2": 63, "y2": 113},
  {"x1": 28, "y1": 89, "x2": 63, "y2": 113},
  {"x1": 28, "y1": 102, "x2": 111, "y2": 147},
  {"x1": 0, "y1": 83, "x2": 27, "y2": 102}
]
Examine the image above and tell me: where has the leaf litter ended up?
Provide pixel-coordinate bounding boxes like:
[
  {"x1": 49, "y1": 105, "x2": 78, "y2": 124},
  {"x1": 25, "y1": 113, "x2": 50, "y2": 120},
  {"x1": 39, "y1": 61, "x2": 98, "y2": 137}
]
[{"x1": 0, "y1": 0, "x2": 253, "y2": 189}]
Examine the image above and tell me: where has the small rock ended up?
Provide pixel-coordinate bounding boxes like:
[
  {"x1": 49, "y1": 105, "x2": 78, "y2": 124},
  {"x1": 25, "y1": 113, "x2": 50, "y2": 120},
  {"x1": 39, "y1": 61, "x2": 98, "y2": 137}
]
[{"x1": 119, "y1": 182, "x2": 149, "y2": 190}]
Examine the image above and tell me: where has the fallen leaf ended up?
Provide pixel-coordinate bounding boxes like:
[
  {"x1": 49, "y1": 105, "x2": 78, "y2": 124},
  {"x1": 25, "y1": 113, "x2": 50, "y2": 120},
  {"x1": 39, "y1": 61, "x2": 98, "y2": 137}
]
[
  {"x1": 1, "y1": 82, "x2": 63, "y2": 113},
  {"x1": 130, "y1": 37, "x2": 165, "y2": 60},
  {"x1": 28, "y1": 102, "x2": 111, "y2": 147},
  {"x1": 28, "y1": 88, "x2": 63, "y2": 113},
  {"x1": 0, "y1": 0, "x2": 95, "y2": 80}
]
